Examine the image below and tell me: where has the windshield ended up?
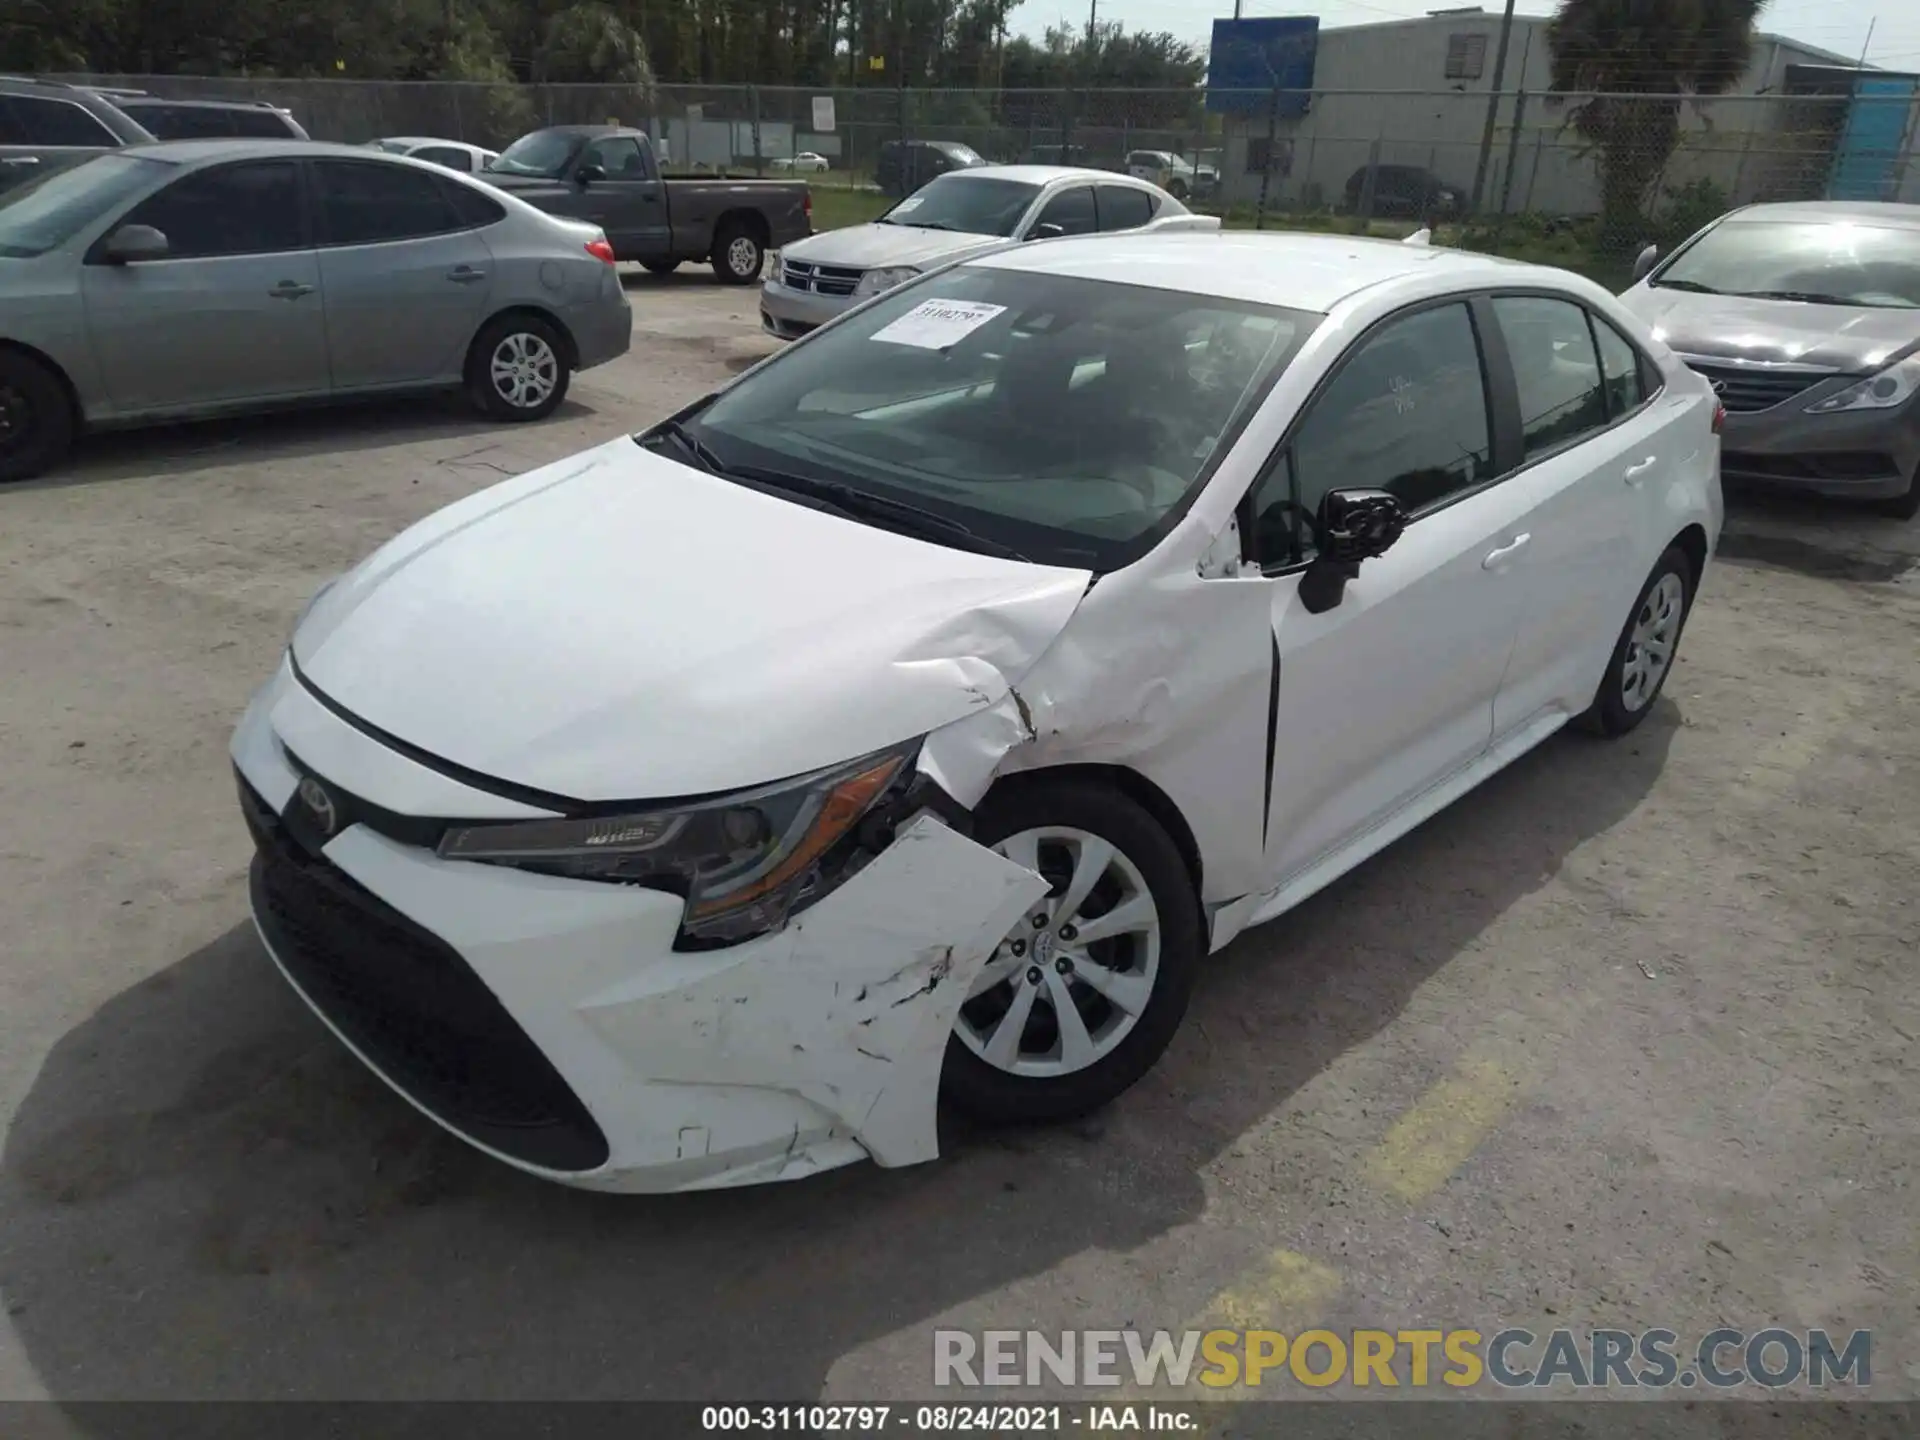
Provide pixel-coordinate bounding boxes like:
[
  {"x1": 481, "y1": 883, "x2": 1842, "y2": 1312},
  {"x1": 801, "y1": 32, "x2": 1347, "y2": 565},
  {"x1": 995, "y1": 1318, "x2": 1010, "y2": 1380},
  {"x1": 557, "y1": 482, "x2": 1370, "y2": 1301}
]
[
  {"x1": 1654, "y1": 219, "x2": 1920, "y2": 308},
  {"x1": 371, "y1": 139, "x2": 414, "y2": 154},
  {"x1": 0, "y1": 154, "x2": 167, "y2": 258},
  {"x1": 670, "y1": 267, "x2": 1320, "y2": 569},
  {"x1": 486, "y1": 130, "x2": 577, "y2": 177},
  {"x1": 880, "y1": 175, "x2": 1040, "y2": 237}
]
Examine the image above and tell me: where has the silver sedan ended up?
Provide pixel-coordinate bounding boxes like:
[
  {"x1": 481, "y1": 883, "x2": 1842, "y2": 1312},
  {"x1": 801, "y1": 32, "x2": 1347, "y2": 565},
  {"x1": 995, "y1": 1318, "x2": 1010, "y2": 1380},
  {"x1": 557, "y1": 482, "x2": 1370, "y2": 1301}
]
[
  {"x1": 759, "y1": 165, "x2": 1218, "y2": 340},
  {"x1": 0, "y1": 139, "x2": 632, "y2": 482}
]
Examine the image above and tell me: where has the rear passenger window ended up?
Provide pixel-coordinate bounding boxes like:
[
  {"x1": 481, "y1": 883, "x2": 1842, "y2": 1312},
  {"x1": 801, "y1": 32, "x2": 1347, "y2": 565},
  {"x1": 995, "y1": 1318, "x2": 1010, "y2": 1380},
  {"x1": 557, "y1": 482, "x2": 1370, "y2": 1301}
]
[
  {"x1": 124, "y1": 105, "x2": 230, "y2": 139},
  {"x1": 445, "y1": 180, "x2": 507, "y2": 228},
  {"x1": 1590, "y1": 314, "x2": 1649, "y2": 418},
  {"x1": 228, "y1": 109, "x2": 298, "y2": 139},
  {"x1": 1095, "y1": 184, "x2": 1153, "y2": 232},
  {"x1": 315, "y1": 159, "x2": 459, "y2": 245},
  {"x1": 1492, "y1": 296, "x2": 1609, "y2": 459}
]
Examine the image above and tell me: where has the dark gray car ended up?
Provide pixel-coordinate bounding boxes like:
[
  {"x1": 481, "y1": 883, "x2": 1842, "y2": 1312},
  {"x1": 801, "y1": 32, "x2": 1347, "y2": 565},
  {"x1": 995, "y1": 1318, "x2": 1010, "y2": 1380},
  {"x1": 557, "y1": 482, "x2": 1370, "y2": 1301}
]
[
  {"x1": 0, "y1": 78, "x2": 155, "y2": 194},
  {"x1": 0, "y1": 139, "x2": 633, "y2": 482},
  {"x1": 480, "y1": 126, "x2": 812, "y2": 283},
  {"x1": 1617, "y1": 200, "x2": 1920, "y2": 518}
]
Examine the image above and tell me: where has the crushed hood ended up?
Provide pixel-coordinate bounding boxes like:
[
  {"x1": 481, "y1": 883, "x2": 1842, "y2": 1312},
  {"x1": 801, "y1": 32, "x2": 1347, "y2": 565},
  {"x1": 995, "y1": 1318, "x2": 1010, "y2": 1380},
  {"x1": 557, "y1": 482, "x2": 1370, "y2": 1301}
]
[
  {"x1": 292, "y1": 439, "x2": 1090, "y2": 802},
  {"x1": 781, "y1": 223, "x2": 1010, "y2": 271},
  {"x1": 1620, "y1": 286, "x2": 1920, "y2": 372}
]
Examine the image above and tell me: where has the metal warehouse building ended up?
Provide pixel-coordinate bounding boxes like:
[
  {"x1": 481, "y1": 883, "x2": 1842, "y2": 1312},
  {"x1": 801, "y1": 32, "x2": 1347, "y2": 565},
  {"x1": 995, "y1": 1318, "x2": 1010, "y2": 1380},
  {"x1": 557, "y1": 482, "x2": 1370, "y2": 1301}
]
[{"x1": 1210, "y1": 8, "x2": 1920, "y2": 215}]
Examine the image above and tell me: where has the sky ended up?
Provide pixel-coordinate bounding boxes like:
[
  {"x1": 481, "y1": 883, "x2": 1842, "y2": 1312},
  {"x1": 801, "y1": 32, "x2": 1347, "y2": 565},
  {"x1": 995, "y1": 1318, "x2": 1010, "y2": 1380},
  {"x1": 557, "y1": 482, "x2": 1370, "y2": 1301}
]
[{"x1": 1013, "y1": 0, "x2": 1920, "y2": 74}]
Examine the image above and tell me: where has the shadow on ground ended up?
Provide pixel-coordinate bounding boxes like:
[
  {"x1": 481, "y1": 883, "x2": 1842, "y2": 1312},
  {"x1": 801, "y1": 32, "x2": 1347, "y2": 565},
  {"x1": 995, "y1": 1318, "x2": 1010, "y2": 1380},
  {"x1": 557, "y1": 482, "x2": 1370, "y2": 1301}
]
[
  {"x1": 1716, "y1": 488, "x2": 1918, "y2": 584},
  {"x1": 0, "y1": 712, "x2": 1677, "y2": 1404},
  {"x1": 26, "y1": 397, "x2": 601, "y2": 492}
]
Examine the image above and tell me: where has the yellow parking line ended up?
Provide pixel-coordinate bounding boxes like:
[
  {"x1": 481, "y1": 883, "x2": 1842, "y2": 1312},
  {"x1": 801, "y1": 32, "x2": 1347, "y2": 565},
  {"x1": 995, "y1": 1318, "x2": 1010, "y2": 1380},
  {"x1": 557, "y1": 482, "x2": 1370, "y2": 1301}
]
[
  {"x1": 1360, "y1": 1058, "x2": 1525, "y2": 1203},
  {"x1": 1202, "y1": 1248, "x2": 1344, "y2": 1331}
]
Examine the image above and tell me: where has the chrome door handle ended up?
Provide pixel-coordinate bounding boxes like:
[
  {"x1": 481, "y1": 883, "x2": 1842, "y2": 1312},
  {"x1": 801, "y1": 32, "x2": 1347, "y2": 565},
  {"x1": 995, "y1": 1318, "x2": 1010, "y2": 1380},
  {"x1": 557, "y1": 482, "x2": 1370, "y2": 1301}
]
[
  {"x1": 268, "y1": 280, "x2": 314, "y2": 300},
  {"x1": 447, "y1": 265, "x2": 487, "y2": 283},
  {"x1": 1482, "y1": 533, "x2": 1531, "y2": 569},
  {"x1": 1623, "y1": 456, "x2": 1659, "y2": 484}
]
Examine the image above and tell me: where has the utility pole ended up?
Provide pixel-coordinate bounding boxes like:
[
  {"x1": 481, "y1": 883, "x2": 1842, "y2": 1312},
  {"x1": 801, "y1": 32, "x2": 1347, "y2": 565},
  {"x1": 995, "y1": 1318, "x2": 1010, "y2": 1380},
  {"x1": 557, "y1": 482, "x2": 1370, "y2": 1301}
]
[{"x1": 1469, "y1": 0, "x2": 1518, "y2": 215}]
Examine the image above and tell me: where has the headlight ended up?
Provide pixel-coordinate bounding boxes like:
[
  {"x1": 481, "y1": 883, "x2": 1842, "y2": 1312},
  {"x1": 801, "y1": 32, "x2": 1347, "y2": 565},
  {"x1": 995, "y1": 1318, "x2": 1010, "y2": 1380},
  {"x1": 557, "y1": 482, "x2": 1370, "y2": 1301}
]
[
  {"x1": 1805, "y1": 354, "x2": 1920, "y2": 414},
  {"x1": 437, "y1": 741, "x2": 917, "y2": 944},
  {"x1": 855, "y1": 265, "x2": 919, "y2": 297}
]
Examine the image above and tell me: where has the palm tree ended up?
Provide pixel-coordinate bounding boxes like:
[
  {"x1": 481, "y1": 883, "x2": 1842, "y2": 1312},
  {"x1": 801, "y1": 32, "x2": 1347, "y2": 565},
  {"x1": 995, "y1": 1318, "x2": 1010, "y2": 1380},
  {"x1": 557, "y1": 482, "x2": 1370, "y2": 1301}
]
[{"x1": 1549, "y1": 0, "x2": 1767, "y2": 250}]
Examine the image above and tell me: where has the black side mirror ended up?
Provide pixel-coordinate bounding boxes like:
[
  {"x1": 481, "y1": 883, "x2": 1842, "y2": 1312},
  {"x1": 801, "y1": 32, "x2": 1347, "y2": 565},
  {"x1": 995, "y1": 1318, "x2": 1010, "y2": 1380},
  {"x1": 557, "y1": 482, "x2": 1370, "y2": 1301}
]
[
  {"x1": 1029, "y1": 221, "x2": 1065, "y2": 241},
  {"x1": 1632, "y1": 242, "x2": 1660, "y2": 283},
  {"x1": 575, "y1": 163, "x2": 606, "y2": 186},
  {"x1": 101, "y1": 223, "x2": 169, "y2": 263},
  {"x1": 1298, "y1": 487, "x2": 1406, "y2": 614}
]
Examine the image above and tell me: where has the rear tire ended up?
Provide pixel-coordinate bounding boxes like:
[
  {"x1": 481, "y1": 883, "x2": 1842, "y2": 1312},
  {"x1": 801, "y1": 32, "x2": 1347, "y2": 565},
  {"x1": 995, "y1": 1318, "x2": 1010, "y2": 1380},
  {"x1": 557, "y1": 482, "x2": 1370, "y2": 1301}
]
[
  {"x1": 711, "y1": 221, "x2": 765, "y2": 285},
  {"x1": 642, "y1": 259, "x2": 678, "y2": 276},
  {"x1": 940, "y1": 777, "x2": 1203, "y2": 1127},
  {"x1": 465, "y1": 313, "x2": 571, "y2": 422},
  {"x1": 1577, "y1": 544, "x2": 1694, "y2": 737},
  {"x1": 0, "y1": 350, "x2": 76, "y2": 484}
]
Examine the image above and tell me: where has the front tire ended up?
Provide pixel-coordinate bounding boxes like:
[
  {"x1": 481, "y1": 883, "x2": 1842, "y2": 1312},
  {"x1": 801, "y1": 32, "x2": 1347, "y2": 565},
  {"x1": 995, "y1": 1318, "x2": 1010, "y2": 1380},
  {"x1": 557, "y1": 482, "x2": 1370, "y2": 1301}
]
[
  {"x1": 465, "y1": 314, "x2": 571, "y2": 422},
  {"x1": 1579, "y1": 544, "x2": 1694, "y2": 737},
  {"x1": 941, "y1": 778, "x2": 1203, "y2": 1126},
  {"x1": 1873, "y1": 466, "x2": 1920, "y2": 520},
  {"x1": 0, "y1": 349, "x2": 77, "y2": 483},
  {"x1": 711, "y1": 220, "x2": 766, "y2": 285}
]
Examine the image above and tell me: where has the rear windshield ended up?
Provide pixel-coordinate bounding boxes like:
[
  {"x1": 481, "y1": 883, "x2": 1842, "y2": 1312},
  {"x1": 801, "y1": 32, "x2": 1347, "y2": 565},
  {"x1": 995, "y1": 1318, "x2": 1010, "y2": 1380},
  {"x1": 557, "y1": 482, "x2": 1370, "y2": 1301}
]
[
  {"x1": 0, "y1": 152, "x2": 166, "y2": 257},
  {"x1": 1653, "y1": 219, "x2": 1920, "y2": 308}
]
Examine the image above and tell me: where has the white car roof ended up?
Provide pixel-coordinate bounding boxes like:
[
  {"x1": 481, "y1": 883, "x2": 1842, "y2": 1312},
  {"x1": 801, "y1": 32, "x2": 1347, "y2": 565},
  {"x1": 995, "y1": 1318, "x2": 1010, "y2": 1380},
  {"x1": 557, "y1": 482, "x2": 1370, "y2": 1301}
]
[
  {"x1": 968, "y1": 229, "x2": 1549, "y2": 313},
  {"x1": 953, "y1": 165, "x2": 1126, "y2": 186}
]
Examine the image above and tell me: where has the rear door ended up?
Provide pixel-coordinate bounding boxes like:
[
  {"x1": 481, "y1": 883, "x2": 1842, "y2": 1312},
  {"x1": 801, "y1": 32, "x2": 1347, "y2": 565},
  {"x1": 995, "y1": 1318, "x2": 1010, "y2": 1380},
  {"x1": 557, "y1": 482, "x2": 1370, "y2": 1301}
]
[
  {"x1": 1484, "y1": 295, "x2": 1688, "y2": 735},
  {"x1": 579, "y1": 133, "x2": 667, "y2": 259},
  {"x1": 310, "y1": 157, "x2": 495, "y2": 391},
  {"x1": 79, "y1": 158, "x2": 329, "y2": 414}
]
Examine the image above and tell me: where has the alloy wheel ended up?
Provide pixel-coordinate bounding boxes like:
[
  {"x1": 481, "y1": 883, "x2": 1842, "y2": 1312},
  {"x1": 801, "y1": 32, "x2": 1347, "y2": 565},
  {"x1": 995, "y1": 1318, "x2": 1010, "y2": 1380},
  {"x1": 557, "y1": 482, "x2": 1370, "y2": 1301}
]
[
  {"x1": 490, "y1": 333, "x2": 558, "y2": 410},
  {"x1": 955, "y1": 827, "x2": 1162, "y2": 1078},
  {"x1": 727, "y1": 235, "x2": 761, "y2": 278}
]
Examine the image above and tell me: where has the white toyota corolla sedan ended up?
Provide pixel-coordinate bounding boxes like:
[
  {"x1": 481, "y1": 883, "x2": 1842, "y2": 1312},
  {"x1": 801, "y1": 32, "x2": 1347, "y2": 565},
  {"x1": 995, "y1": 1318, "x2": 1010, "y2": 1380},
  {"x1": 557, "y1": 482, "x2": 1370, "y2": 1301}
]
[{"x1": 232, "y1": 230, "x2": 1723, "y2": 1192}]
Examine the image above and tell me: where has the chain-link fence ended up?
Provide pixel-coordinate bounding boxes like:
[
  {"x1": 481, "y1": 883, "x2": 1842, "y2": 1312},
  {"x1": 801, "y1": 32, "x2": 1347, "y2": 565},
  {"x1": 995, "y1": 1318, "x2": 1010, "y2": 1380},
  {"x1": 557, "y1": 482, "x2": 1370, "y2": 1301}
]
[{"x1": 51, "y1": 73, "x2": 1920, "y2": 236}]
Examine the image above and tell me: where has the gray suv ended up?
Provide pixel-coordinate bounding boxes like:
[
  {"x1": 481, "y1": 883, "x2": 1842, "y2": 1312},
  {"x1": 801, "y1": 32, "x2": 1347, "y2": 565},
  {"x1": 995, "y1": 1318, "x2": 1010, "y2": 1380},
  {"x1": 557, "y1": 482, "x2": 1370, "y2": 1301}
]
[
  {"x1": 110, "y1": 96, "x2": 309, "y2": 141},
  {"x1": 0, "y1": 78, "x2": 154, "y2": 193}
]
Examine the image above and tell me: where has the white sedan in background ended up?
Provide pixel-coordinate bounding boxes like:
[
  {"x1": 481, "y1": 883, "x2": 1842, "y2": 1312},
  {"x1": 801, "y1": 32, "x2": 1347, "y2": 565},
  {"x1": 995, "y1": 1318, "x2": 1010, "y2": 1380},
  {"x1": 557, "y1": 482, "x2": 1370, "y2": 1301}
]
[
  {"x1": 771, "y1": 151, "x2": 831, "y2": 173},
  {"x1": 760, "y1": 164, "x2": 1215, "y2": 339},
  {"x1": 367, "y1": 136, "x2": 501, "y2": 173},
  {"x1": 232, "y1": 230, "x2": 1721, "y2": 1194}
]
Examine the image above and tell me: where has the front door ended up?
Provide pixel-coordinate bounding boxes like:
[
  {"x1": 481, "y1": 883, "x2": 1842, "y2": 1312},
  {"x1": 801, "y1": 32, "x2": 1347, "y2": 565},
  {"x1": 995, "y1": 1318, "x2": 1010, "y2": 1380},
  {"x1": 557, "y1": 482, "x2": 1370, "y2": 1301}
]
[
  {"x1": 1243, "y1": 300, "x2": 1532, "y2": 884},
  {"x1": 577, "y1": 134, "x2": 668, "y2": 261},
  {"x1": 310, "y1": 158, "x2": 495, "y2": 391},
  {"x1": 79, "y1": 158, "x2": 329, "y2": 415}
]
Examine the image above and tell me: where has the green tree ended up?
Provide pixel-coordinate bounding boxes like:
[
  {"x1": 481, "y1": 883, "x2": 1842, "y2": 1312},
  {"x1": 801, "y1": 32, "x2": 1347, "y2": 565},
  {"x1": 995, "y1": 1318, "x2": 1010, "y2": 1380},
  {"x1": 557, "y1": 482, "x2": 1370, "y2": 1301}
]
[
  {"x1": 1549, "y1": 0, "x2": 1766, "y2": 251},
  {"x1": 535, "y1": 1, "x2": 653, "y2": 85}
]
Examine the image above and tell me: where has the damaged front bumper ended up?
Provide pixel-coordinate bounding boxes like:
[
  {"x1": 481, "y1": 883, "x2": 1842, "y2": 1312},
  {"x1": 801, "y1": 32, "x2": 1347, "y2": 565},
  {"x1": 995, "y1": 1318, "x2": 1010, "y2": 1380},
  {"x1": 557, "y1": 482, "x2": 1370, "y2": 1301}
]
[{"x1": 231, "y1": 661, "x2": 1047, "y2": 1192}]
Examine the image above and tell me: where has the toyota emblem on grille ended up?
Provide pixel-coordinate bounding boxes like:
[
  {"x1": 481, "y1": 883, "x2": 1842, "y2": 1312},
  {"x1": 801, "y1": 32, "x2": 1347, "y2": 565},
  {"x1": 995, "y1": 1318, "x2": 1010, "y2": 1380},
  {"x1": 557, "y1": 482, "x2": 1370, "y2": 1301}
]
[{"x1": 297, "y1": 776, "x2": 339, "y2": 836}]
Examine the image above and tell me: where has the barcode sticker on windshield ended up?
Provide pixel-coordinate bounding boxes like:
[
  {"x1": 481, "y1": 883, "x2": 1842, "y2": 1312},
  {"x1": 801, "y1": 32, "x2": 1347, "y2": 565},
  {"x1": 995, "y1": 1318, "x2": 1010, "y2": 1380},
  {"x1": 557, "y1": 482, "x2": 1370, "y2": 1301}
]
[
  {"x1": 870, "y1": 300, "x2": 1007, "y2": 350},
  {"x1": 891, "y1": 196, "x2": 924, "y2": 213}
]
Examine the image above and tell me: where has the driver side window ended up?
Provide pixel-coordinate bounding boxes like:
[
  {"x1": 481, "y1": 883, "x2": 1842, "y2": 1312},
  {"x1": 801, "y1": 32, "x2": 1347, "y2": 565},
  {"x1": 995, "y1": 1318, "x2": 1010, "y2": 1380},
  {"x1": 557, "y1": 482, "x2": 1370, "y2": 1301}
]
[
  {"x1": 1032, "y1": 185, "x2": 1096, "y2": 237},
  {"x1": 1248, "y1": 301, "x2": 1495, "y2": 565}
]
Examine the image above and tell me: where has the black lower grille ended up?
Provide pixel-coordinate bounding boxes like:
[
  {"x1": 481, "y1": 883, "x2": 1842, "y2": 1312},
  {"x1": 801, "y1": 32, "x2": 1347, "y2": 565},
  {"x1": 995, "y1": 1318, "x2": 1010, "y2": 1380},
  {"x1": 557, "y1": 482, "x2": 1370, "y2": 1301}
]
[
  {"x1": 242, "y1": 776, "x2": 610, "y2": 1173},
  {"x1": 1721, "y1": 450, "x2": 1901, "y2": 483},
  {"x1": 1684, "y1": 360, "x2": 1825, "y2": 413}
]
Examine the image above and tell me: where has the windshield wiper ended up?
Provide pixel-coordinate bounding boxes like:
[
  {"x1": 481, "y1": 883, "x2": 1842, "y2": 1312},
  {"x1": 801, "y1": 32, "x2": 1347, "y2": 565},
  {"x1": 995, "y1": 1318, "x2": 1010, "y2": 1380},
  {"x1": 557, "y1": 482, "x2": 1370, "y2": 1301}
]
[
  {"x1": 640, "y1": 419, "x2": 728, "y2": 474},
  {"x1": 731, "y1": 465, "x2": 1035, "y2": 561},
  {"x1": 902, "y1": 220, "x2": 959, "y2": 231},
  {"x1": 1650, "y1": 278, "x2": 1721, "y2": 294},
  {"x1": 1736, "y1": 289, "x2": 1877, "y2": 306}
]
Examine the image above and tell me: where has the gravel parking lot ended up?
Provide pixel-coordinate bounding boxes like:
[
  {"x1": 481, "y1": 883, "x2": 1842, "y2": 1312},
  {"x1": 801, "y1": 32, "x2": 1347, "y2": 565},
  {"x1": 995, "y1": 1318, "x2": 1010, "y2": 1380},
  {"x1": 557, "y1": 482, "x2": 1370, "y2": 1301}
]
[{"x1": 1, "y1": 272, "x2": 1917, "y2": 1411}]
